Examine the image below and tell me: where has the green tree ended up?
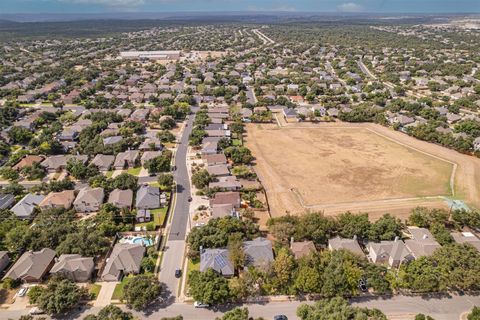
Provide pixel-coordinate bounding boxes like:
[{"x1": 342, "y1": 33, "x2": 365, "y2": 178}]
[
  {"x1": 297, "y1": 297, "x2": 387, "y2": 320},
  {"x1": 415, "y1": 314, "x2": 435, "y2": 320},
  {"x1": 27, "y1": 285, "x2": 45, "y2": 304},
  {"x1": 223, "y1": 146, "x2": 254, "y2": 165},
  {"x1": 270, "y1": 247, "x2": 296, "y2": 294},
  {"x1": 84, "y1": 304, "x2": 134, "y2": 320},
  {"x1": 468, "y1": 307, "x2": 480, "y2": 320},
  {"x1": 336, "y1": 212, "x2": 371, "y2": 240},
  {"x1": 187, "y1": 217, "x2": 259, "y2": 259},
  {"x1": 123, "y1": 274, "x2": 162, "y2": 311},
  {"x1": 144, "y1": 154, "x2": 171, "y2": 175},
  {"x1": 157, "y1": 173, "x2": 174, "y2": 190},
  {"x1": 215, "y1": 307, "x2": 249, "y2": 320},
  {"x1": 66, "y1": 158, "x2": 99, "y2": 180},
  {"x1": 188, "y1": 268, "x2": 232, "y2": 305},
  {"x1": 0, "y1": 167, "x2": 19, "y2": 181},
  {"x1": 8, "y1": 126, "x2": 33, "y2": 144},
  {"x1": 191, "y1": 169, "x2": 213, "y2": 189},
  {"x1": 37, "y1": 277, "x2": 87, "y2": 315},
  {"x1": 368, "y1": 214, "x2": 403, "y2": 241}
]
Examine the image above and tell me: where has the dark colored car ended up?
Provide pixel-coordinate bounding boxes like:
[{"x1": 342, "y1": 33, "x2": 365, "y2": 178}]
[
  {"x1": 175, "y1": 268, "x2": 182, "y2": 278},
  {"x1": 274, "y1": 316, "x2": 288, "y2": 320},
  {"x1": 359, "y1": 278, "x2": 368, "y2": 292}
]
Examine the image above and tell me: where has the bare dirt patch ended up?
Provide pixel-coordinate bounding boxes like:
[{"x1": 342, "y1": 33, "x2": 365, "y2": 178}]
[{"x1": 245, "y1": 122, "x2": 474, "y2": 220}]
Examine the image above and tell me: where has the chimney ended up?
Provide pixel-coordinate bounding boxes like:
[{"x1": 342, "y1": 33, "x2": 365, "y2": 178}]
[
  {"x1": 394, "y1": 236, "x2": 399, "y2": 242},
  {"x1": 290, "y1": 237, "x2": 294, "y2": 247},
  {"x1": 423, "y1": 234, "x2": 428, "y2": 240},
  {"x1": 353, "y1": 235, "x2": 357, "y2": 240}
]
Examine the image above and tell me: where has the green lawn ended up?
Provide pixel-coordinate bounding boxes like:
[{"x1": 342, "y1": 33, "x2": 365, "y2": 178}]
[
  {"x1": 186, "y1": 259, "x2": 200, "y2": 287},
  {"x1": 149, "y1": 181, "x2": 160, "y2": 188},
  {"x1": 232, "y1": 138, "x2": 242, "y2": 146},
  {"x1": 105, "y1": 170, "x2": 114, "y2": 178},
  {"x1": 112, "y1": 276, "x2": 133, "y2": 300},
  {"x1": 152, "y1": 207, "x2": 168, "y2": 226},
  {"x1": 127, "y1": 167, "x2": 142, "y2": 176},
  {"x1": 87, "y1": 284, "x2": 101, "y2": 299}
]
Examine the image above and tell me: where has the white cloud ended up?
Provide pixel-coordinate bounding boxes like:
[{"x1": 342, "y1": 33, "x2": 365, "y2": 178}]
[
  {"x1": 57, "y1": 0, "x2": 145, "y2": 7},
  {"x1": 337, "y1": 2, "x2": 364, "y2": 12},
  {"x1": 272, "y1": 5, "x2": 296, "y2": 12}
]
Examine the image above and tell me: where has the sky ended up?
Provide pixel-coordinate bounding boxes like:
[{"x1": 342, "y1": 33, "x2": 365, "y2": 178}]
[{"x1": 1, "y1": 0, "x2": 479, "y2": 14}]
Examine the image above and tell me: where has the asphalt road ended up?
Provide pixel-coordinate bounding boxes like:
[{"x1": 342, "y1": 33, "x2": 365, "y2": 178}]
[
  {"x1": 158, "y1": 107, "x2": 197, "y2": 301},
  {"x1": 4, "y1": 293, "x2": 479, "y2": 319},
  {"x1": 169, "y1": 108, "x2": 197, "y2": 241}
]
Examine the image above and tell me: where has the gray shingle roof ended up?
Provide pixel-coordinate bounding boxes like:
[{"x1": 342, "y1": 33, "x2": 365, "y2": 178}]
[
  {"x1": 243, "y1": 237, "x2": 274, "y2": 268},
  {"x1": 4, "y1": 248, "x2": 56, "y2": 281},
  {"x1": 11, "y1": 193, "x2": 45, "y2": 219},
  {"x1": 200, "y1": 248, "x2": 234, "y2": 276}
]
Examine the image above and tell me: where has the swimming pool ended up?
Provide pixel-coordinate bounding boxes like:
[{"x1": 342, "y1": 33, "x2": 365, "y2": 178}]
[
  {"x1": 132, "y1": 237, "x2": 154, "y2": 246},
  {"x1": 119, "y1": 236, "x2": 154, "y2": 247}
]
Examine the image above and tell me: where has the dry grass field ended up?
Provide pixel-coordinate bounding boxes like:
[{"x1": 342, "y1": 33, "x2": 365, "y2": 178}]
[{"x1": 245, "y1": 121, "x2": 480, "y2": 221}]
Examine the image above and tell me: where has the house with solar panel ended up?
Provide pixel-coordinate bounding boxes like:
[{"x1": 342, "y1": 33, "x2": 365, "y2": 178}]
[{"x1": 200, "y1": 248, "x2": 234, "y2": 276}]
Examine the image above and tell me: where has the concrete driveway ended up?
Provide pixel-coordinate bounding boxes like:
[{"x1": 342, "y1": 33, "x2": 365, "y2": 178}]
[{"x1": 93, "y1": 282, "x2": 118, "y2": 307}]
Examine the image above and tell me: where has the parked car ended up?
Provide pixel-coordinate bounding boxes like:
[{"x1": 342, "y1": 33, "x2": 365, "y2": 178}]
[
  {"x1": 274, "y1": 316, "x2": 288, "y2": 320},
  {"x1": 194, "y1": 301, "x2": 210, "y2": 308},
  {"x1": 359, "y1": 278, "x2": 368, "y2": 292},
  {"x1": 175, "y1": 268, "x2": 182, "y2": 278},
  {"x1": 17, "y1": 287, "x2": 28, "y2": 297},
  {"x1": 29, "y1": 307, "x2": 45, "y2": 315}
]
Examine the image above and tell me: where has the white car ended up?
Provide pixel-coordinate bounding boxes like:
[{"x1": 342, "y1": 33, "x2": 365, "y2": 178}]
[
  {"x1": 29, "y1": 307, "x2": 44, "y2": 315},
  {"x1": 17, "y1": 287, "x2": 28, "y2": 297},
  {"x1": 194, "y1": 301, "x2": 210, "y2": 308}
]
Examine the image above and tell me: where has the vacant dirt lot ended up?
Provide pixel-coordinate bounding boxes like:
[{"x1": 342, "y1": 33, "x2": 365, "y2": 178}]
[{"x1": 245, "y1": 122, "x2": 479, "y2": 220}]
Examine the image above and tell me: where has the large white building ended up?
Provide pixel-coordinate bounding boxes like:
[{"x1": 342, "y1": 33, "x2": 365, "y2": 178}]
[{"x1": 119, "y1": 50, "x2": 181, "y2": 60}]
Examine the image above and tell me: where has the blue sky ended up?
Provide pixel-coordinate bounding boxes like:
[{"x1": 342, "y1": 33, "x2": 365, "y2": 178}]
[{"x1": 2, "y1": 0, "x2": 479, "y2": 14}]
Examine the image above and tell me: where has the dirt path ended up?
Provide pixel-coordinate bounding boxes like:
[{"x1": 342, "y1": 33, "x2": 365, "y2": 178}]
[{"x1": 246, "y1": 121, "x2": 480, "y2": 221}]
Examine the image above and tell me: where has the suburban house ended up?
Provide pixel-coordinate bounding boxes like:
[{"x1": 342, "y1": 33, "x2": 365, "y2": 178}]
[
  {"x1": 203, "y1": 153, "x2": 228, "y2": 166},
  {"x1": 39, "y1": 190, "x2": 76, "y2": 210},
  {"x1": 140, "y1": 151, "x2": 162, "y2": 165},
  {"x1": 12, "y1": 155, "x2": 45, "y2": 171},
  {"x1": 41, "y1": 155, "x2": 88, "y2": 173},
  {"x1": 451, "y1": 232, "x2": 480, "y2": 251},
  {"x1": 328, "y1": 236, "x2": 364, "y2": 256},
  {"x1": 243, "y1": 237, "x2": 274, "y2": 269},
  {"x1": 211, "y1": 204, "x2": 238, "y2": 219},
  {"x1": 90, "y1": 154, "x2": 115, "y2": 171},
  {"x1": 201, "y1": 141, "x2": 218, "y2": 155},
  {"x1": 200, "y1": 248, "x2": 234, "y2": 276},
  {"x1": 103, "y1": 136, "x2": 123, "y2": 146},
  {"x1": 209, "y1": 176, "x2": 242, "y2": 191},
  {"x1": 11, "y1": 193, "x2": 45, "y2": 219},
  {"x1": 209, "y1": 192, "x2": 241, "y2": 208},
  {"x1": 206, "y1": 164, "x2": 230, "y2": 177},
  {"x1": 113, "y1": 150, "x2": 139, "y2": 170},
  {"x1": 108, "y1": 189, "x2": 133, "y2": 209},
  {"x1": 50, "y1": 254, "x2": 94, "y2": 282},
  {"x1": 405, "y1": 227, "x2": 441, "y2": 258},
  {"x1": 3, "y1": 248, "x2": 56, "y2": 283},
  {"x1": 0, "y1": 193, "x2": 15, "y2": 210},
  {"x1": 136, "y1": 185, "x2": 160, "y2": 209},
  {"x1": 101, "y1": 243, "x2": 145, "y2": 281},
  {"x1": 73, "y1": 187, "x2": 104, "y2": 213},
  {"x1": 367, "y1": 239, "x2": 414, "y2": 268},
  {"x1": 290, "y1": 241, "x2": 316, "y2": 259},
  {"x1": 0, "y1": 251, "x2": 10, "y2": 273}
]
